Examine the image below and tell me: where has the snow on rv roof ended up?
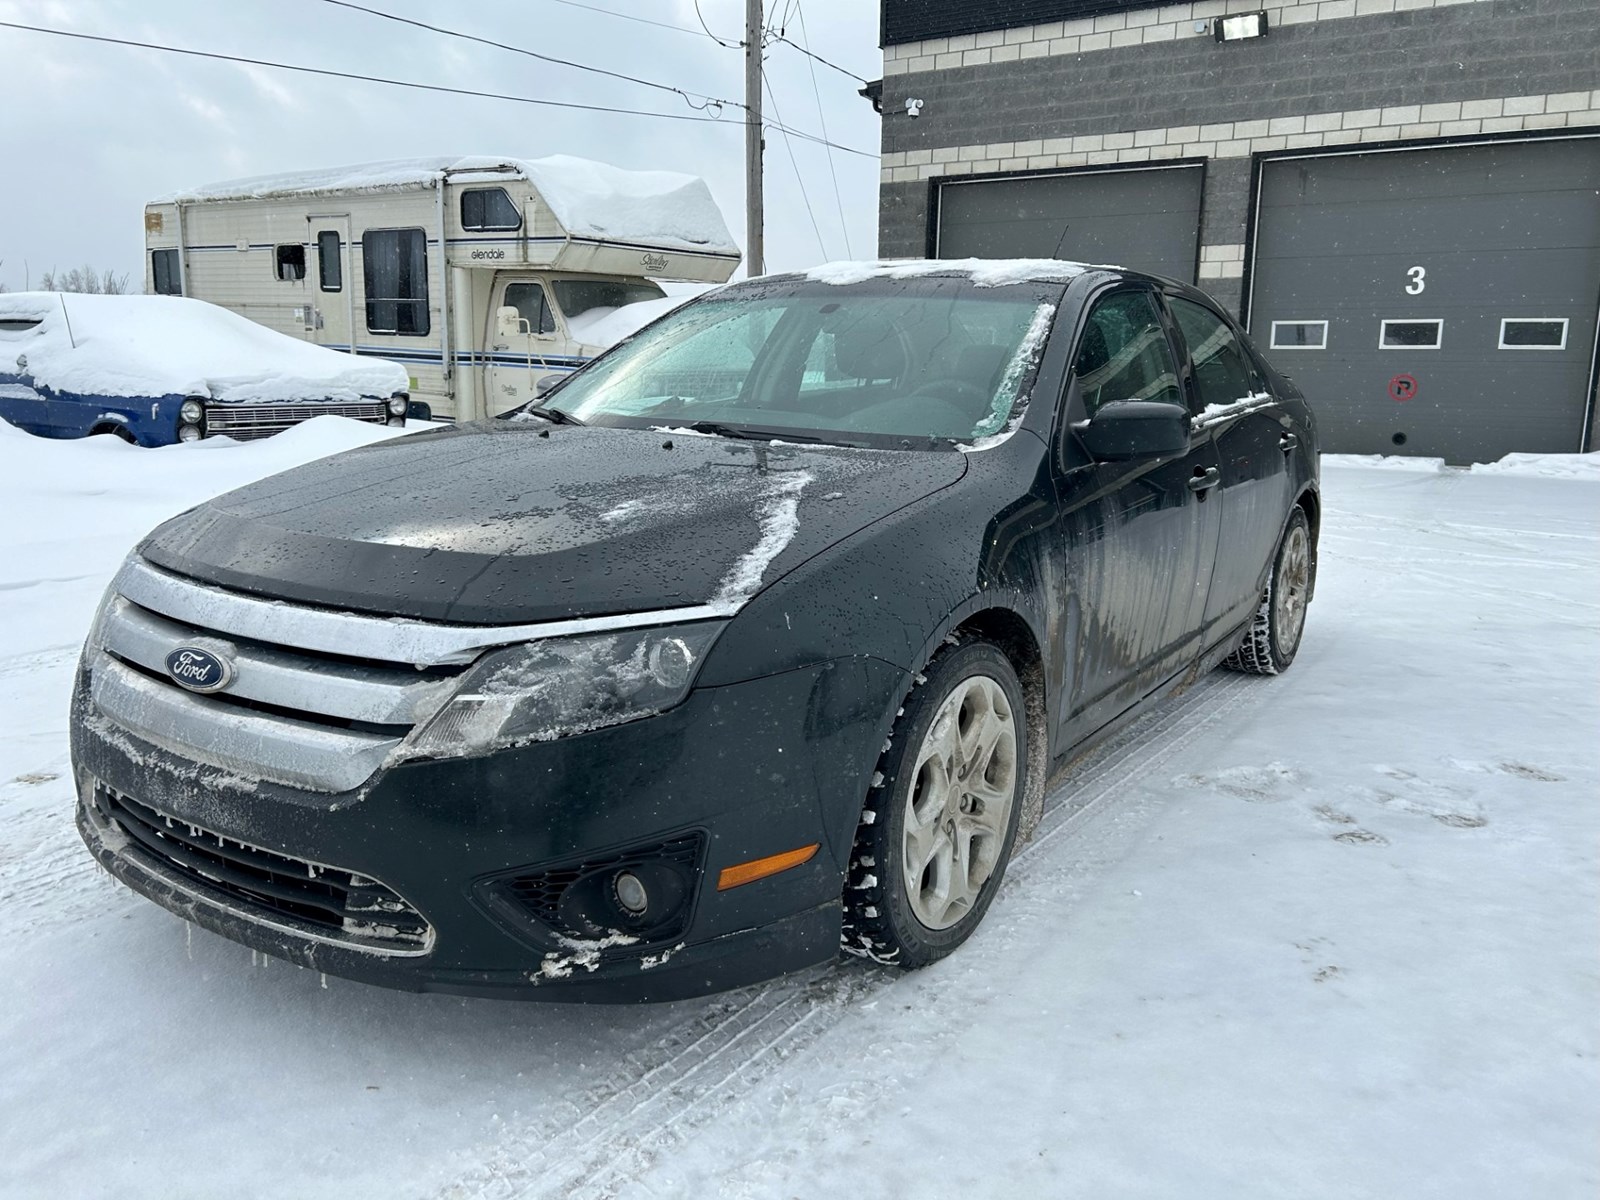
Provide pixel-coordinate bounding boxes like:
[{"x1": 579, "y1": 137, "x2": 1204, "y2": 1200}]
[{"x1": 154, "y1": 155, "x2": 740, "y2": 257}]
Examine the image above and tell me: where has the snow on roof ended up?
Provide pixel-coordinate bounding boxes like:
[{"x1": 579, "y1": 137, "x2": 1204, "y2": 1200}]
[
  {"x1": 154, "y1": 154, "x2": 740, "y2": 256},
  {"x1": 0, "y1": 293, "x2": 408, "y2": 404},
  {"x1": 803, "y1": 258, "x2": 1115, "y2": 287}
]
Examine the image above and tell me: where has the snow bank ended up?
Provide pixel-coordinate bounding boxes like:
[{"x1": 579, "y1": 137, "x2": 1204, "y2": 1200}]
[
  {"x1": 157, "y1": 154, "x2": 739, "y2": 256},
  {"x1": 565, "y1": 294, "x2": 693, "y2": 349},
  {"x1": 804, "y1": 258, "x2": 1110, "y2": 288},
  {"x1": 0, "y1": 293, "x2": 407, "y2": 404},
  {"x1": 1321, "y1": 453, "x2": 1447, "y2": 473},
  {"x1": 1470, "y1": 451, "x2": 1600, "y2": 480}
]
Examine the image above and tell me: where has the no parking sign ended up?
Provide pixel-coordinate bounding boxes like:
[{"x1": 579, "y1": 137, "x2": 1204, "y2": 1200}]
[{"x1": 1388, "y1": 374, "x2": 1419, "y2": 402}]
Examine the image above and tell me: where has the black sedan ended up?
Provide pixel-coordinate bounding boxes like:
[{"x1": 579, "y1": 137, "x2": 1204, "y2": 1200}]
[{"x1": 70, "y1": 262, "x2": 1318, "y2": 1001}]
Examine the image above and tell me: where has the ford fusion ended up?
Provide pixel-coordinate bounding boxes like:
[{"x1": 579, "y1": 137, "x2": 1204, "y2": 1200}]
[{"x1": 71, "y1": 262, "x2": 1319, "y2": 1002}]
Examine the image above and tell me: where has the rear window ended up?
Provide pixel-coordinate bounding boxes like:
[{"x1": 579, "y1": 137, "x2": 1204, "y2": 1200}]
[{"x1": 152, "y1": 248, "x2": 181, "y2": 295}]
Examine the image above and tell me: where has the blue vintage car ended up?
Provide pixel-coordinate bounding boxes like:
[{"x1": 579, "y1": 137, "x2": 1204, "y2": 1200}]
[{"x1": 0, "y1": 293, "x2": 412, "y2": 446}]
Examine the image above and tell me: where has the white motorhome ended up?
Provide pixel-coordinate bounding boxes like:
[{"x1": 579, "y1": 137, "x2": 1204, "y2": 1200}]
[{"x1": 143, "y1": 155, "x2": 742, "y2": 421}]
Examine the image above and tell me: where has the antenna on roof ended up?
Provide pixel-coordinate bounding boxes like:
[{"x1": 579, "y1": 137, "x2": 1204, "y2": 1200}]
[
  {"x1": 58, "y1": 294, "x2": 77, "y2": 349},
  {"x1": 1052, "y1": 224, "x2": 1072, "y2": 261}
]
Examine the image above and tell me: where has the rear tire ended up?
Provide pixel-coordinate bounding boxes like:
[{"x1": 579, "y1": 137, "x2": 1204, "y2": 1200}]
[
  {"x1": 1225, "y1": 507, "x2": 1313, "y2": 675},
  {"x1": 841, "y1": 639, "x2": 1026, "y2": 969}
]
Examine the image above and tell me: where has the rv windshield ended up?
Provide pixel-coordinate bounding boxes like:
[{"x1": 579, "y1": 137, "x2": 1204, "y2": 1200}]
[
  {"x1": 541, "y1": 279, "x2": 1060, "y2": 449},
  {"x1": 553, "y1": 279, "x2": 667, "y2": 320}
]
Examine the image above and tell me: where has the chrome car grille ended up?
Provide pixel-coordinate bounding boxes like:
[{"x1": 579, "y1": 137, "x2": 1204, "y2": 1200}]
[
  {"x1": 91, "y1": 784, "x2": 432, "y2": 953},
  {"x1": 204, "y1": 400, "x2": 388, "y2": 440},
  {"x1": 87, "y1": 557, "x2": 725, "y2": 793}
]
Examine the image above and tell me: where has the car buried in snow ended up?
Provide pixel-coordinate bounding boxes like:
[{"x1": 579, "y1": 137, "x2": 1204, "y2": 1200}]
[
  {"x1": 70, "y1": 260, "x2": 1319, "y2": 1002},
  {"x1": 0, "y1": 292, "x2": 413, "y2": 446}
]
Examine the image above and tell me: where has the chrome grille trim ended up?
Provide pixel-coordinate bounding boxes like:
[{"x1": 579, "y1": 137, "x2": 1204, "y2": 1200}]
[
  {"x1": 205, "y1": 401, "x2": 388, "y2": 440},
  {"x1": 115, "y1": 557, "x2": 732, "y2": 668},
  {"x1": 90, "y1": 656, "x2": 399, "y2": 792},
  {"x1": 100, "y1": 597, "x2": 455, "y2": 726}
]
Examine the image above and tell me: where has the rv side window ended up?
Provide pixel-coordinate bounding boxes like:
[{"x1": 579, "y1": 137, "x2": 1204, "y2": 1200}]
[
  {"x1": 275, "y1": 244, "x2": 307, "y2": 282},
  {"x1": 503, "y1": 283, "x2": 557, "y2": 335},
  {"x1": 461, "y1": 188, "x2": 522, "y2": 232},
  {"x1": 317, "y1": 231, "x2": 342, "y2": 292},
  {"x1": 363, "y1": 228, "x2": 430, "y2": 336},
  {"x1": 152, "y1": 248, "x2": 181, "y2": 295}
]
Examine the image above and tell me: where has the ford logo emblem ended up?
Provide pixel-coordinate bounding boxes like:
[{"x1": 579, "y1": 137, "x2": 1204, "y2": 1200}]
[{"x1": 164, "y1": 646, "x2": 235, "y2": 694}]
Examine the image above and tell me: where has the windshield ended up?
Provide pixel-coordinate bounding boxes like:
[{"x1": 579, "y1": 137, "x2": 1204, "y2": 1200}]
[
  {"x1": 553, "y1": 278, "x2": 668, "y2": 320},
  {"x1": 541, "y1": 279, "x2": 1059, "y2": 448}
]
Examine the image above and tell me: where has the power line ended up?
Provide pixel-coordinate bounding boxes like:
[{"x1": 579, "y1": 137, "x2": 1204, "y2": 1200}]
[
  {"x1": 317, "y1": 0, "x2": 736, "y2": 113},
  {"x1": 543, "y1": 0, "x2": 706, "y2": 36},
  {"x1": 694, "y1": 0, "x2": 742, "y2": 49},
  {"x1": 768, "y1": 32, "x2": 870, "y2": 86},
  {"x1": 0, "y1": 19, "x2": 877, "y2": 157},
  {"x1": 762, "y1": 72, "x2": 829, "y2": 262},
  {"x1": 795, "y1": 3, "x2": 852, "y2": 257}
]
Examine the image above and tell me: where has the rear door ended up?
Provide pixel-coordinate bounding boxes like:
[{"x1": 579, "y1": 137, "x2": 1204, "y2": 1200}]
[{"x1": 1051, "y1": 286, "x2": 1223, "y2": 746}]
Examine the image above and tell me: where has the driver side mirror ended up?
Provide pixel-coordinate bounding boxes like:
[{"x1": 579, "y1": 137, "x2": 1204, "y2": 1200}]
[
  {"x1": 497, "y1": 305, "x2": 530, "y2": 338},
  {"x1": 1076, "y1": 400, "x2": 1191, "y2": 461}
]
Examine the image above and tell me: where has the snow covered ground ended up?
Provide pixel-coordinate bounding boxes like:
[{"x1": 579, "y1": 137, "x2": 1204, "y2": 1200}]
[{"x1": 0, "y1": 424, "x2": 1595, "y2": 1199}]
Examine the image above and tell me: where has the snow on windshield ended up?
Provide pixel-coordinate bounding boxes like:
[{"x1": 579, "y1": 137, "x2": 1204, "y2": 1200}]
[{"x1": 0, "y1": 293, "x2": 407, "y2": 403}]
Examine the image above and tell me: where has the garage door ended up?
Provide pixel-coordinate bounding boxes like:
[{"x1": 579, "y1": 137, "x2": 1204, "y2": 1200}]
[
  {"x1": 1248, "y1": 138, "x2": 1600, "y2": 463},
  {"x1": 936, "y1": 165, "x2": 1203, "y2": 280}
]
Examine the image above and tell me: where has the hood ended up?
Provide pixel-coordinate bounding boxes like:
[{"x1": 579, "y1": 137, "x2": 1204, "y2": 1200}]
[{"x1": 138, "y1": 423, "x2": 968, "y2": 624}]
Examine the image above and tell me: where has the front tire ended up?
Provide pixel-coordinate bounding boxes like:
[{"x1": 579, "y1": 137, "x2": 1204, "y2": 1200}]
[
  {"x1": 1225, "y1": 507, "x2": 1313, "y2": 675},
  {"x1": 842, "y1": 640, "x2": 1026, "y2": 969}
]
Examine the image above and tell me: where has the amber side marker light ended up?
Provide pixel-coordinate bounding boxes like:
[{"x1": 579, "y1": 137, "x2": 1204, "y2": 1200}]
[{"x1": 717, "y1": 844, "x2": 820, "y2": 891}]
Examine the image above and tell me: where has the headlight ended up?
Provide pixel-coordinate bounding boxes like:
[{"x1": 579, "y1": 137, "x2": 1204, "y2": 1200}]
[
  {"x1": 177, "y1": 424, "x2": 202, "y2": 442},
  {"x1": 402, "y1": 622, "x2": 725, "y2": 759},
  {"x1": 388, "y1": 395, "x2": 410, "y2": 416},
  {"x1": 179, "y1": 398, "x2": 205, "y2": 424}
]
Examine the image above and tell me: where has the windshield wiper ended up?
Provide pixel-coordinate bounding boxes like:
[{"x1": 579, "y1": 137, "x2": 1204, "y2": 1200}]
[
  {"x1": 681, "y1": 421, "x2": 836, "y2": 445},
  {"x1": 518, "y1": 404, "x2": 585, "y2": 426}
]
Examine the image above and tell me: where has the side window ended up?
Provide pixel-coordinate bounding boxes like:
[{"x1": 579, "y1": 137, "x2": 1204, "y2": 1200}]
[
  {"x1": 363, "y1": 228, "x2": 430, "y2": 336},
  {"x1": 1169, "y1": 297, "x2": 1259, "y2": 413},
  {"x1": 503, "y1": 282, "x2": 557, "y2": 335},
  {"x1": 151, "y1": 248, "x2": 181, "y2": 295},
  {"x1": 317, "y1": 231, "x2": 342, "y2": 292},
  {"x1": 275, "y1": 244, "x2": 306, "y2": 282},
  {"x1": 461, "y1": 188, "x2": 523, "y2": 232},
  {"x1": 1072, "y1": 290, "x2": 1181, "y2": 418}
]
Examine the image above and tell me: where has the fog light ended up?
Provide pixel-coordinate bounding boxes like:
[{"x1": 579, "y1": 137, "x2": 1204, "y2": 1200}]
[
  {"x1": 387, "y1": 395, "x2": 410, "y2": 416},
  {"x1": 179, "y1": 398, "x2": 205, "y2": 424},
  {"x1": 614, "y1": 871, "x2": 649, "y2": 915},
  {"x1": 177, "y1": 423, "x2": 202, "y2": 442}
]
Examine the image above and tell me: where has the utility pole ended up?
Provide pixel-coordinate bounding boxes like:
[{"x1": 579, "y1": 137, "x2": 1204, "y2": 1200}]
[{"x1": 744, "y1": 0, "x2": 764, "y2": 277}]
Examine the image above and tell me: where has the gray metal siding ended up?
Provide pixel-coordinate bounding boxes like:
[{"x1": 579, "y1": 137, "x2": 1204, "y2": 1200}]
[
  {"x1": 935, "y1": 165, "x2": 1204, "y2": 278},
  {"x1": 1248, "y1": 138, "x2": 1600, "y2": 461}
]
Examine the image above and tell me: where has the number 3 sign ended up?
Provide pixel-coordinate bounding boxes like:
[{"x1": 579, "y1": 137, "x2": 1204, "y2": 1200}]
[{"x1": 1405, "y1": 266, "x2": 1426, "y2": 295}]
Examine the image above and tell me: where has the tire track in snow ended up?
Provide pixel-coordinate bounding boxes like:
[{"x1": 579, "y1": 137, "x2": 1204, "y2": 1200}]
[{"x1": 433, "y1": 670, "x2": 1263, "y2": 1200}]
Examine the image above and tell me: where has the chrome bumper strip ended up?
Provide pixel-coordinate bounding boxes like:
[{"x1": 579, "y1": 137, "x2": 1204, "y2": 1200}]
[
  {"x1": 90, "y1": 656, "x2": 399, "y2": 793},
  {"x1": 115, "y1": 557, "x2": 729, "y2": 668}
]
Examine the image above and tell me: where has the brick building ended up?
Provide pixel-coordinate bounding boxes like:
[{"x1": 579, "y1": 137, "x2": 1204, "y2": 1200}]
[{"x1": 873, "y1": 0, "x2": 1600, "y2": 460}]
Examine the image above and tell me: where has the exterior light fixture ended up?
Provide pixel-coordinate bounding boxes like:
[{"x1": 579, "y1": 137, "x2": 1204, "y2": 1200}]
[{"x1": 1214, "y1": 11, "x2": 1269, "y2": 40}]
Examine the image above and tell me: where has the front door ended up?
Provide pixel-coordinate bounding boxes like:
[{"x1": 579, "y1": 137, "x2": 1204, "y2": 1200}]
[
  {"x1": 1165, "y1": 295, "x2": 1292, "y2": 643},
  {"x1": 485, "y1": 278, "x2": 566, "y2": 416},
  {"x1": 1051, "y1": 287, "x2": 1223, "y2": 745}
]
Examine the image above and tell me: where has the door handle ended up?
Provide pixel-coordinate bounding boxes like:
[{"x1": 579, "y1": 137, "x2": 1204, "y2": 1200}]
[
  {"x1": 1187, "y1": 466, "x2": 1221, "y2": 492},
  {"x1": 1279, "y1": 433, "x2": 1299, "y2": 452}
]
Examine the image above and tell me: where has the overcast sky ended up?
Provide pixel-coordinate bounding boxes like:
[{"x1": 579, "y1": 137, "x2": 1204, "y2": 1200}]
[{"x1": 0, "y1": 0, "x2": 884, "y2": 292}]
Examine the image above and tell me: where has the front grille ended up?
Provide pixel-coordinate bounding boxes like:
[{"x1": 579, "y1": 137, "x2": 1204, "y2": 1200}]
[
  {"x1": 503, "y1": 833, "x2": 704, "y2": 944},
  {"x1": 95, "y1": 785, "x2": 431, "y2": 953},
  {"x1": 205, "y1": 401, "x2": 387, "y2": 440}
]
